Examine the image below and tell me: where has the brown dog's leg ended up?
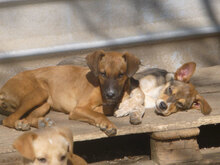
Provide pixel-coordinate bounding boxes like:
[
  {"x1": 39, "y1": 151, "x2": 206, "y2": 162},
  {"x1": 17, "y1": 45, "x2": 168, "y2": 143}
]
[
  {"x1": 69, "y1": 106, "x2": 117, "y2": 136},
  {"x1": 3, "y1": 88, "x2": 48, "y2": 129},
  {"x1": 17, "y1": 102, "x2": 53, "y2": 129}
]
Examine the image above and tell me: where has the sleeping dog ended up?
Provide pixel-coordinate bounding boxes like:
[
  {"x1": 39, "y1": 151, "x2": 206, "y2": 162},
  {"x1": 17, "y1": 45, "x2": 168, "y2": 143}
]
[{"x1": 114, "y1": 62, "x2": 212, "y2": 124}]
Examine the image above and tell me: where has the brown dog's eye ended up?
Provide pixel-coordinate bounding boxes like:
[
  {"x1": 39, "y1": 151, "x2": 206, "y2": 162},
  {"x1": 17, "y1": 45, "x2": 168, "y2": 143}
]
[
  {"x1": 100, "y1": 72, "x2": 106, "y2": 78},
  {"x1": 37, "y1": 157, "x2": 47, "y2": 163},
  {"x1": 60, "y1": 155, "x2": 66, "y2": 161},
  {"x1": 118, "y1": 73, "x2": 124, "y2": 78}
]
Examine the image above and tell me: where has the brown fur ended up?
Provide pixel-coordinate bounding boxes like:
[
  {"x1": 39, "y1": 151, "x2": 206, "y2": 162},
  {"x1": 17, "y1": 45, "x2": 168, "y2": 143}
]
[
  {"x1": 0, "y1": 50, "x2": 140, "y2": 136},
  {"x1": 13, "y1": 126, "x2": 87, "y2": 165}
]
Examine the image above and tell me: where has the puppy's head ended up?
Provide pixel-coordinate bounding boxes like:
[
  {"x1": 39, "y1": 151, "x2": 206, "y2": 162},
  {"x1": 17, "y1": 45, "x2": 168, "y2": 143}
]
[
  {"x1": 155, "y1": 62, "x2": 212, "y2": 116},
  {"x1": 86, "y1": 50, "x2": 140, "y2": 105},
  {"x1": 13, "y1": 127, "x2": 86, "y2": 165}
]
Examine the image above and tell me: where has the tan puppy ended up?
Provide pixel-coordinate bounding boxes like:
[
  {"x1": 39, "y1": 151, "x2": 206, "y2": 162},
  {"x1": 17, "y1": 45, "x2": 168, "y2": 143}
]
[
  {"x1": 0, "y1": 50, "x2": 140, "y2": 136},
  {"x1": 115, "y1": 62, "x2": 212, "y2": 124},
  {"x1": 13, "y1": 126, "x2": 87, "y2": 165}
]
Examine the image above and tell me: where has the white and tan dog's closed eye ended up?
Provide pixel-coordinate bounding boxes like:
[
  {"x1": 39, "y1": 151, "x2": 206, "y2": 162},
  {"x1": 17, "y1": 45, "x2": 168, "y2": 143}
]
[{"x1": 13, "y1": 126, "x2": 87, "y2": 165}]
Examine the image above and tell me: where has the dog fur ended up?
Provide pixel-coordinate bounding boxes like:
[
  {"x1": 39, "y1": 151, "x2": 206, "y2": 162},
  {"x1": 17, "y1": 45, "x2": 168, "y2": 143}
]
[
  {"x1": 13, "y1": 126, "x2": 87, "y2": 165},
  {"x1": 114, "y1": 62, "x2": 212, "y2": 124},
  {"x1": 0, "y1": 50, "x2": 140, "y2": 136}
]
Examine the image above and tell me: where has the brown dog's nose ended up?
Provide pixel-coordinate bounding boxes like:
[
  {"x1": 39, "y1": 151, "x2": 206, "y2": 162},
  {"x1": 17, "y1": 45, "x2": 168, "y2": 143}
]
[
  {"x1": 159, "y1": 102, "x2": 167, "y2": 110},
  {"x1": 106, "y1": 90, "x2": 115, "y2": 99}
]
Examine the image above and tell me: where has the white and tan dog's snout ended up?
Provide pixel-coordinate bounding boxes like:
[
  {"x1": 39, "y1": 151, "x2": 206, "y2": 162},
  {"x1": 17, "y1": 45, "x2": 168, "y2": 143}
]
[{"x1": 155, "y1": 99, "x2": 172, "y2": 116}]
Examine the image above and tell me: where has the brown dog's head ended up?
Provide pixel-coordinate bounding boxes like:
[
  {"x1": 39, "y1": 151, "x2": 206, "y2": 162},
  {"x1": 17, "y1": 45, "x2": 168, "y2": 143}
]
[
  {"x1": 155, "y1": 62, "x2": 212, "y2": 116},
  {"x1": 86, "y1": 50, "x2": 140, "y2": 105},
  {"x1": 13, "y1": 126, "x2": 87, "y2": 165}
]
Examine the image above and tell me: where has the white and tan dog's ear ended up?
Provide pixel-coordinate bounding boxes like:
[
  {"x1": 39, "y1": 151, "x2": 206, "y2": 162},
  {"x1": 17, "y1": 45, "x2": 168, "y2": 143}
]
[
  {"x1": 175, "y1": 62, "x2": 196, "y2": 83},
  {"x1": 13, "y1": 132, "x2": 38, "y2": 160},
  {"x1": 86, "y1": 50, "x2": 105, "y2": 77},
  {"x1": 192, "y1": 94, "x2": 212, "y2": 115},
  {"x1": 123, "y1": 53, "x2": 140, "y2": 77}
]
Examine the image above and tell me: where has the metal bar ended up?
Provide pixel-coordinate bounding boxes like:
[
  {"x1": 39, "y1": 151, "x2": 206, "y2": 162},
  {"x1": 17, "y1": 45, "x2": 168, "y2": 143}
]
[{"x1": 0, "y1": 26, "x2": 220, "y2": 60}]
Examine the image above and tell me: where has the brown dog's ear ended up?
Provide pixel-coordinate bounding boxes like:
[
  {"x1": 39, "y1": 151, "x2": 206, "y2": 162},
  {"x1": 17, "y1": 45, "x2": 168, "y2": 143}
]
[
  {"x1": 13, "y1": 132, "x2": 38, "y2": 160},
  {"x1": 123, "y1": 53, "x2": 140, "y2": 77},
  {"x1": 86, "y1": 50, "x2": 105, "y2": 77},
  {"x1": 175, "y1": 62, "x2": 196, "y2": 83},
  {"x1": 58, "y1": 127, "x2": 73, "y2": 153},
  {"x1": 192, "y1": 94, "x2": 212, "y2": 115}
]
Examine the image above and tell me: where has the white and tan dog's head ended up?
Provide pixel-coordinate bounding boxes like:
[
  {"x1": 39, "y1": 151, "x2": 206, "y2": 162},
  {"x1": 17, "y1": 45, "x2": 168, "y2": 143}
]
[
  {"x1": 155, "y1": 62, "x2": 212, "y2": 116},
  {"x1": 13, "y1": 126, "x2": 87, "y2": 165}
]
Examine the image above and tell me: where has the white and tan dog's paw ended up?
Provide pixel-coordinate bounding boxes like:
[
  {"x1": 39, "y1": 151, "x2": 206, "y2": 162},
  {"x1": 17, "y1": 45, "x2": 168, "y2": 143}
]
[
  {"x1": 114, "y1": 109, "x2": 130, "y2": 117},
  {"x1": 115, "y1": 87, "x2": 145, "y2": 118},
  {"x1": 129, "y1": 104, "x2": 145, "y2": 125}
]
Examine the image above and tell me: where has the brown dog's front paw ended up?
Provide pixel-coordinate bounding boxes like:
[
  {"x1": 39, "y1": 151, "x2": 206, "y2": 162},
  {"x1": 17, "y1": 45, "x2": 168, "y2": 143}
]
[
  {"x1": 96, "y1": 118, "x2": 117, "y2": 136},
  {"x1": 38, "y1": 117, "x2": 55, "y2": 128},
  {"x1": 103, "y1": 127, "x2": 117, "y2": 136},
  {"x1": 2, "y1": 118, "x2": 17, "y2": 128},
  {"x1": 15, "y1": 119, "x2": 31, "y2": 131}
]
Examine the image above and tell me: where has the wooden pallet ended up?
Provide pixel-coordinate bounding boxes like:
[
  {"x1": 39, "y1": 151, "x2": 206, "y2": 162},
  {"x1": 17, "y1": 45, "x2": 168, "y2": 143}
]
[{"x1": 0, "y1": 65, "x2": 220, "y2": 164}]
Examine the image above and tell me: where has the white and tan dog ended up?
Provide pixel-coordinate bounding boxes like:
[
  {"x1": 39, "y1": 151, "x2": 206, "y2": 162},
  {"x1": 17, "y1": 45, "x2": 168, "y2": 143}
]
[
  {"x1": 13, "y1": 126, "x2": 87, "y2": 165},
  {"x1": 114, "y1": 62, "x2": 212, "y2": 124}
]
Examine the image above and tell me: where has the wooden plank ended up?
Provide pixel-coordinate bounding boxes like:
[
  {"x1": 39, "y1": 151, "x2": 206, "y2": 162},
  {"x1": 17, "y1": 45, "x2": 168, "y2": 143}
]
[{"x1": 0, "y1": 92, "x2": 220, "y2": 154}]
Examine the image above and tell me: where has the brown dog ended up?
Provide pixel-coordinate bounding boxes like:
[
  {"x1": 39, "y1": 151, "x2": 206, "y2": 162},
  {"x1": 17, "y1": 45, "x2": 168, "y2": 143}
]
[
  {"x1": 13, "y1": 126, "x2": 87, "y2": 165},
  {"x1": 0, "y1": 50, "x2": 140, "y2": 136}
]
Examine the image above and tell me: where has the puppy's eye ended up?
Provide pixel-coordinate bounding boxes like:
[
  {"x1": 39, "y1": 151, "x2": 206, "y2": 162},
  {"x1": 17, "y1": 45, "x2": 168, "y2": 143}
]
[
  {"x1": 37, "y1": 158, "x2": 47, "y2": 163},
  {"x1": 118, "y1": 73, "x2": 124, "y2": 78},
  {"x1": 60, "y1": 155, "x2": 66, "y2": 161},
  {"x1": 100, "y1": 72, "x2": 106, "y2": 78},
  {"x1": 2, "y1": 103, "x2": 7, "y2": 109},
  {"x1": 176, "y1": 102, "x2": 184, "y2": 109}
]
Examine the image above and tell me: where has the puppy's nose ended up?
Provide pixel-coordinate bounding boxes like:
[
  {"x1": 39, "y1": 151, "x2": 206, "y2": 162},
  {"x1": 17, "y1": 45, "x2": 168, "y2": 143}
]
[
  {"x1": 159, "y1": 102, "x2": 167, "y2": 110},
  {"x1": 106, "y1": 90, "x2": 115, "y2": 99}
]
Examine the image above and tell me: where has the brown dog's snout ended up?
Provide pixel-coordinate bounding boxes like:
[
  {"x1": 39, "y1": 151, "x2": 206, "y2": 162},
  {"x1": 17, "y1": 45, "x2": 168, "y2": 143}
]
[
  {"x1": 106, "y1": 89, "x2": 116, "y2": 99},
  {"x1": 102, "y1": 79, "x2": 122, "y2": 101}
]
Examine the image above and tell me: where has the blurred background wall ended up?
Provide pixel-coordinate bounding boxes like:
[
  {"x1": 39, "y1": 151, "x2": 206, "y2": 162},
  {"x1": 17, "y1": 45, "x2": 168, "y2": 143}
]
[{"x1": 0, "y1": 0, "x2": 220, "y2": 85}]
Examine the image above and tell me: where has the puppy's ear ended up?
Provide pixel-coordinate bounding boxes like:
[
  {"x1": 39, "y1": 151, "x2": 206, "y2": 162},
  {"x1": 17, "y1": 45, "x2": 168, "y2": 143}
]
[
  {"x1": 58, "y1": 127, "x2": 73, "y2": 153},
  {"x1": 13, "y1": 132, "x2": 38, "y2": 161},
  {"x1": 86, "y1": 50, "x2": 105, "y2": 77},
  {"x1": 68, "y1": 154, "x2": 88, "y2": 165},
  {"x1": 192, "y1": 94, "x2": 212, "y2": 115},
  {"x1": 123, "y1": 53, "x2": 140, "y2": 77},
  {"x1": 175, "y1": 62, "x2": 196, "y2": 83}
]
